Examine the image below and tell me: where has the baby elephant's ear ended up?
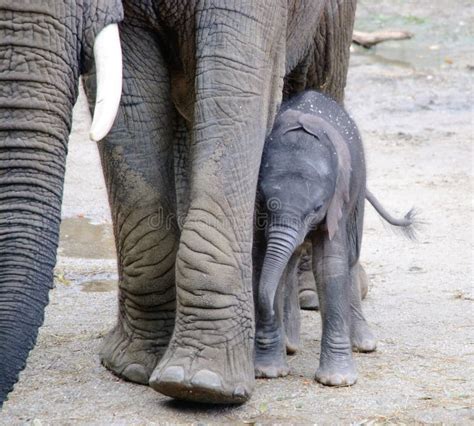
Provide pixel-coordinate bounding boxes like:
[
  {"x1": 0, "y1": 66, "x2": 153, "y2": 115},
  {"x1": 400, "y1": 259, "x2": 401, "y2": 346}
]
[
  {"x1": 273, "y1": 109, "x2": 306, "y2": 135},
  {"x1": 298, "y1": 113, "x2": 352, "y2": 240}
]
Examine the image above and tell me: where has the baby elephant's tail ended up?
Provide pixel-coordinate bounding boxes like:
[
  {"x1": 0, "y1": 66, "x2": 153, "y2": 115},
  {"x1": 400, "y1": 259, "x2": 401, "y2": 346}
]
[{"x1": 366, "y1": 189, "x2": 420, "y2": 240}]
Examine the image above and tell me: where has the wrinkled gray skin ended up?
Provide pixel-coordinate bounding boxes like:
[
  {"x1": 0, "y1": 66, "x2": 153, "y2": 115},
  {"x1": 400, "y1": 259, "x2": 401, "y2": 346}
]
[
  {"x1": 0, "y1": 0, "x2": 123, "y2": 406},
  {"x1": 255, "y1": 90, "x2": 378, "y2": 385},
  {"x1": 297, "y1": 240, "x2": 369, "y2": 311},
  {"x1": 0, "y1": 1, "x2": 357, "y2": 405}
]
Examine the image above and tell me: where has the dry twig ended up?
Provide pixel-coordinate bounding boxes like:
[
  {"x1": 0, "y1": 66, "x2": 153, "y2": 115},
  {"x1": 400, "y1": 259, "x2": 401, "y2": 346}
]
[{"x1": 353, "y1": 30, "x2": 414, "y2": 48}]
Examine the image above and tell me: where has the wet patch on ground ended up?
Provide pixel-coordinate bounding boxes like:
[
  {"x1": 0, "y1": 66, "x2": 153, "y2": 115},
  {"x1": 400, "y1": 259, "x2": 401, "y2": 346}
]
[
  {"x1": 80, "y1": 279, "x2": 117, "y2": 293},
  {"x1": 59, "y1": 217, "x2": 116, "y2": 259}
]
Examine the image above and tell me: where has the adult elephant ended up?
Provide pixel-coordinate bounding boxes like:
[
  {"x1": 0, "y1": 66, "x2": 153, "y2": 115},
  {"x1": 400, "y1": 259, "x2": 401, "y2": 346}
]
[{"x1": 0, "y1": 0, "x2": 356, "y2": 406}]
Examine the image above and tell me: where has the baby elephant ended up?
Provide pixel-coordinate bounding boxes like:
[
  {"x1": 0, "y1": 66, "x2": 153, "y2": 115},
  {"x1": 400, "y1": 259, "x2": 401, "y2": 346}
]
[{"x1": 255, "y1": 90, "x2": 416, "y2": 386}]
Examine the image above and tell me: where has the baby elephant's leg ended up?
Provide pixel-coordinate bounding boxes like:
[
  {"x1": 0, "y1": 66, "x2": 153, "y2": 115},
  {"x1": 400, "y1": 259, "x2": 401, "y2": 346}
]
[
  {"x1": 298, "y1": 242, "x2": 319, "y2": 310},
  {"x1": 255, "y1": 267, "x2": 292, "y2": 378},
  {"x1": 254, "y1": 298, "x2": 289, "y2": 378},
  {"x1": 283, "y1": 254, "x2": 302, "y2": 354},
  {"x1": 299, "y1": 248, "x2": 369, "y2": 311},
  {"x1": 312, "y1": 231, "x2": 357, "y2": 387},
  {"x1": 350, "y1": 263, "x2": 377, "y2": 352}
]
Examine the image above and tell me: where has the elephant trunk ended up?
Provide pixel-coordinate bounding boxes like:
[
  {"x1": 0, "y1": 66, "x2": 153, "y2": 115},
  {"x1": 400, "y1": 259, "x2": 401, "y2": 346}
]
[
  {"x1": 0, "y1": 10, "x2": 122, "y2": 403},
  {"x1": 0, "y1": 9, "x2": 76, "y2": 398},
  {"x1": 0, "y1": 80, "x2": 70, "y2": 403},
  {"x1": 258, "y1": 225, "x2": 300, "y2": 324}
]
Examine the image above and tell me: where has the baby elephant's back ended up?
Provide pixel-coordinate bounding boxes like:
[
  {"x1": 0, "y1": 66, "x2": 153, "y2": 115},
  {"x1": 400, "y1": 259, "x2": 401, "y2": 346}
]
[
  {"x1": 280, "y1": 90, "x2": 365, "y2": 185},
  {"x1": 277, "y1": 90, "x2": 366, "y2": 200},
  {"x1": 281, "y1": 91, "x2": 361, "y2": 151}
]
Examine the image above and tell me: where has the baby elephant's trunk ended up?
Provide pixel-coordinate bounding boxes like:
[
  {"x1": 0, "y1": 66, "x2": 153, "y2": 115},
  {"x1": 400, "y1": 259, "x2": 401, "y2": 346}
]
[{"x1": 258, "y1": 225, "x2": 300, "y2": 324}]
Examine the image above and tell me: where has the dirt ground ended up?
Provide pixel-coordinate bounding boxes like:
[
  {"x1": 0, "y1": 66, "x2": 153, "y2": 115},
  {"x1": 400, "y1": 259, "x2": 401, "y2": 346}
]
[{"x1": 2, "y1": 1, "x2": 473, "y2": 424}]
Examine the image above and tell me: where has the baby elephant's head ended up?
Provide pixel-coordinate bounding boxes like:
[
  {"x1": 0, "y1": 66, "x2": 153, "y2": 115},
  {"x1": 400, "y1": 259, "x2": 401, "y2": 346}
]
[
  {"x1": 259, "y1": 128, "x2": 337, "y2": 249},
  {"x1": 257, "y1": 111, "x2": 351, "y2": 314},
  {"x1": 259, "y1": 109, "x2": 351, "y2": 249}
]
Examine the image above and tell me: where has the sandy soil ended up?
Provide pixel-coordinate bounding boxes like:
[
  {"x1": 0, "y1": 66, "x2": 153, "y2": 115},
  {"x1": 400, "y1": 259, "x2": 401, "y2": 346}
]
[{"x1": 2, "y1": 1, "x2": 473, "y2": 424}]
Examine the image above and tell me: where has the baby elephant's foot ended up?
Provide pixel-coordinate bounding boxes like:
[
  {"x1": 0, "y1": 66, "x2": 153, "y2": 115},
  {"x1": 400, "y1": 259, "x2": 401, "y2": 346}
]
[
  {"x1": 351, "y1": 319, "x2": 377, "y2": 353},
  {"x1": 255, "y1": 355, "x2": 290, "y2": 378},
  {"x1": 255, "y1": 332, "x2": 289, "y2": 378},
  {"x1": 315, "y1": 356, "x2": 357, "y2": 387},
  {"x1": 316, "y1": 338, "x2": 357, "y2": 386}
]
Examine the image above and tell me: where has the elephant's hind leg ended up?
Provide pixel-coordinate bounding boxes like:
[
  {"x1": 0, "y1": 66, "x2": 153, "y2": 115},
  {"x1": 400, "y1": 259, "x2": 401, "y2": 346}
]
[
  {"x1": 347, "y1": 196, "x2": 376, "y2": 353},
  {"x1": 297, "y1": 242, "x2": 319, "y2": 310},
  {"x1": 84, "y1": 23, "x2": 178, "y2": 384},
  {"x1": 298, "y1": 245, "x2": 370, "y2": 311},
  {"x1": 350, "y1": 263, "x2": 377, "y2": 353}
]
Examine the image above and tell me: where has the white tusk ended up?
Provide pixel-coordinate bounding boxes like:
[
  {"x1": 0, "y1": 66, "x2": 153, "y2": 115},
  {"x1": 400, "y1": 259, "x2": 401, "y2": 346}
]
[{"x1": 89, "y1": 24, "x2": 122, "y2": 142}]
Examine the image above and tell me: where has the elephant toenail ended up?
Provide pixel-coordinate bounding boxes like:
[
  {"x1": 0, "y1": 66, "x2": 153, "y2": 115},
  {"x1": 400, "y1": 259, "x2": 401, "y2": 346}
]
[
  {"x1": 233, "y1": 385, "x2": 248, "y2": 399},
  {"x1": 122, "y1": 364, "x2": 148, "y2": 384},
  {"x1": 190, "y1": 369, "x2": 222, "y2": 390},
  {"x1": 157, "y1": 366, "x2": 185, "y2": 384}
]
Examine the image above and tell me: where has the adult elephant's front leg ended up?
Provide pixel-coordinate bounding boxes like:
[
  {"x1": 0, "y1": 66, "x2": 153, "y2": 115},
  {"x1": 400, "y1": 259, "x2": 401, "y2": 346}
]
[
  {"x1": 149, "y1": 4, "x2": 286, "y2": 404},
  {"x1": 84, "y1": 23, "x2": 178, "y2": 385}
]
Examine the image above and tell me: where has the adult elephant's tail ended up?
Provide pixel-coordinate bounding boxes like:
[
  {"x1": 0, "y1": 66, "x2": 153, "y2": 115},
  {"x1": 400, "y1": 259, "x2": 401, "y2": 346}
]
[{"x1": 0, "y1": 2, "x2": 122, "y2": 407}]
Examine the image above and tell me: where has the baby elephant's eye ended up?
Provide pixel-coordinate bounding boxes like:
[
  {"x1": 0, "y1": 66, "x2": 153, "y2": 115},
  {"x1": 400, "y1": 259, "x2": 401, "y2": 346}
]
[{"x1": 314, "y1": 204, "x2": 323, "y2": 213}]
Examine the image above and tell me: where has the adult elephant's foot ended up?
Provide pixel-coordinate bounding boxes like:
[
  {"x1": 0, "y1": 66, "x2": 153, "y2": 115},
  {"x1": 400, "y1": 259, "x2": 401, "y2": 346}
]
[
  {"x1": 315, "y1": 352, "x2": 358, "y2": 387},
  {"x1": 149, "y1": 341, "x2": 254, "y2": 403},
  {"x1": 149, "y1": 210, "x2": 255, "y2": 404},
  {"x1": 357, "y1": 263, "x2": 369, "y2": 300},
  {"x1": 99, "y1": 255, "x2": 176, "y2": 385},
  {"x1": 285, "y1": 338, "x2": 299, "y2": 355},
  {"x1": 299, "y1": 288, "x2": 319, "y2": 310},
  {"x1": 351, "y1": 319, "x2": 377, "y2": 353},
  {"x1": 100, "y1": 316, "x2": 174, "y2": 384}
]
